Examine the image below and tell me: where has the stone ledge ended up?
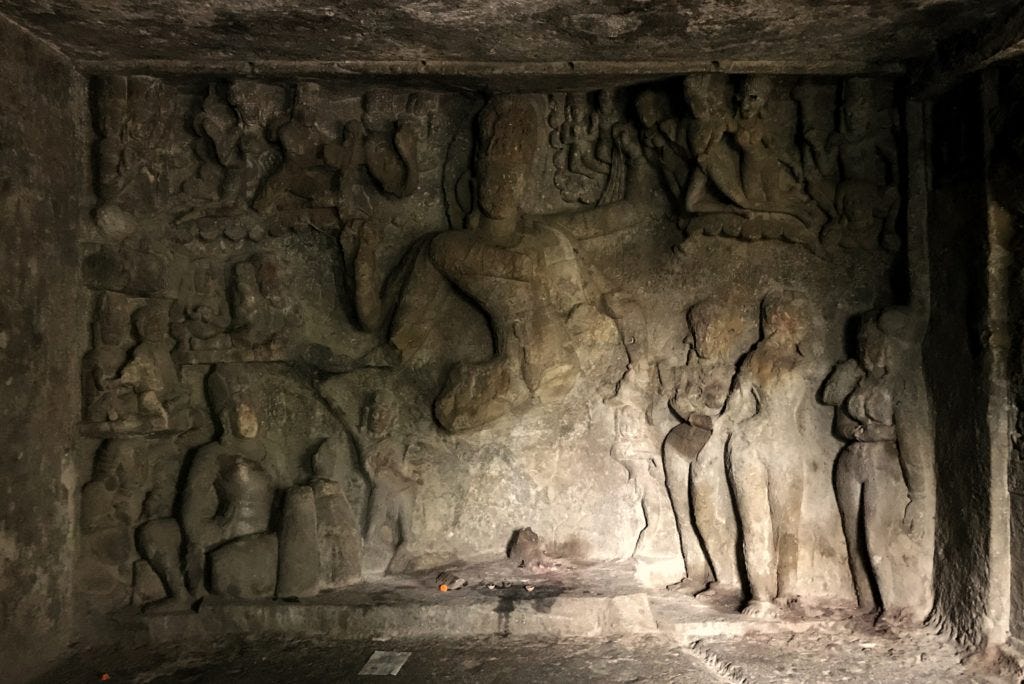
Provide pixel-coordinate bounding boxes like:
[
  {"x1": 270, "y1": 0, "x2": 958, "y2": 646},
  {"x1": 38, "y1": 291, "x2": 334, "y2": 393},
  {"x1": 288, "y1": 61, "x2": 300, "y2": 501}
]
[{"x1": 142, "y1": 592, "x2": 660, "y2": 642}]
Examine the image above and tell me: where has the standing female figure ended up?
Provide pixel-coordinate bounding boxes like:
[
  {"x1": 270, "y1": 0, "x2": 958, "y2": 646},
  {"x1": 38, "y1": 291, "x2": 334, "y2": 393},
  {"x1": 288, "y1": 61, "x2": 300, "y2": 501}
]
[
  {"x1": 822, "y1": 307, "x2": 930, "y2": 622},
  {"x1": 723, "y1": 290, "x2": 825, "y2": 618}
]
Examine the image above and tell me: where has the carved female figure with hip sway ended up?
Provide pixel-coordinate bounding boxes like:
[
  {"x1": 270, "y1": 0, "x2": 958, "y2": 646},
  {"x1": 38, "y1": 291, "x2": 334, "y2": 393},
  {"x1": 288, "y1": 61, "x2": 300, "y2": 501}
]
[
  {"x1": 722, "y1": 290, "x2": 824, "y2": 618},
  {"x1": 822, "y1": 307, "x2": 930, "y2": 623}
]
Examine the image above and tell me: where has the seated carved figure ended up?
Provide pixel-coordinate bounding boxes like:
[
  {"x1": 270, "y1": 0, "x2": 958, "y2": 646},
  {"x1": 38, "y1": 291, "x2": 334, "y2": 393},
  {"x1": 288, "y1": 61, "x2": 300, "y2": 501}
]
[
  {"x1": 327, "y1": 90, "x2": 422, "y2": 200},
  {"x1": 680, "y1": 73, "x2": 745, "y2": 220},
  {"x1": 187, "y1": 80, "x2": 284, "y2": 213},
  {"x1": 180, "y1": 376, "x2": 279, "y2": 599},
  {"x1": 822, "y1": 307, "x2": 931, "y2": 624},
  {"x1": 223, "y1": 80, "x2": 284, "y2": 210},
  {"x1": 821, "y1": 78, "x2": 900, "y2": 252},
  {"x1": 253, "y1": 82, "x2": 335, "y2": 213},
  {"x1": 172, "y1": 261, "x2": 232, "y2": 353},
  {"x1": 229, "y1": 254, "x2": 295, "y2": 349},
  {"x1": 551, "y1": 89, "x2": 627, "y2": 206},
  {"x1": 564, "y1": 92, "x2": 610, "y2": 181},
  {"x1": 139, "y1": 370, "x2": 281, "y2": 606},
  {"x1": 87, "y1": 302, "x2": 189, "y2": 435},
  {"x1": 117, "y1": 304, "x2": 189, "y2": 432},
  {"x1": 682, "y1": 75, "x2": 826, "y2": 248},
  {"x1": 428, "y1": 96, "x2": 585, "y2": 432},
  {"x1": 635, "y1": 90, "x2": 690, "y2": 207}
]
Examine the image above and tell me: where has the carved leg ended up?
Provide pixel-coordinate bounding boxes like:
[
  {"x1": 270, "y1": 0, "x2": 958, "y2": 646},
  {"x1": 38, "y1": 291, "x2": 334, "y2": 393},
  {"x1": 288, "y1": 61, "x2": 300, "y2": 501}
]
[
  {"x1": 634, "y1": 470, "x2": 677, "y2": 561},
  {"x1": 386, "y1": 494, "x2": 416, "y2": 575},
  {"x1": 363, "y1": 487, "x2": 399, "y2": 576},
  {"x1": 664, "y1": 451, "x2": 710, "y2": 588},
  {"x1": 863, "y1": 453, "x2": 906, "y2": 617},
  {"x1": 220, "y1": 167, "x2": 245, "y2": 207},
  {"x1": 768, "y1": 453, "x2": 805, "y2": 604},
  {"x1": 352, "y1": 225, "x2": 383, "y2": 332},
  {"x1": 632, "y1": 477, "x2": 652, "y2": 558},
  {"x1": 691, "y1": 431, "x2": 739, "y2": 591},
  {"x1": 137, "y1": 518, "x2": 190, "y2": 613},
  {"x1": 835, "y1": 450, "x2": 874, "y2": 611},
  {"x1": 727, "y1": 444, "x2": 775, "y2": 607},
  {"x1": 184, "y1": 541, "x2": 208, "y2": 599},
  {"x1": 252, "y1": 171, "x2": 287, "y2": 213}
]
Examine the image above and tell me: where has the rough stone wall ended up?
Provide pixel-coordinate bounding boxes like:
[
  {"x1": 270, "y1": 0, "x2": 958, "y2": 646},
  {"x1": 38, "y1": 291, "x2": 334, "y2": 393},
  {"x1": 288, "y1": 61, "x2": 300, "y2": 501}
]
[
  {"x1": 924, "y1": 78, "x2": 993, "y2": 646},
  {"x1": 0, "y1": 15, "x2": 89, "y2": 679}
]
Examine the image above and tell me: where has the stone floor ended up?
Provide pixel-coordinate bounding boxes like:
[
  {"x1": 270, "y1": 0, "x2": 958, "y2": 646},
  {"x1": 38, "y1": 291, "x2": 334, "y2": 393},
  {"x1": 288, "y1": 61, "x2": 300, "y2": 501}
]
[
  {"x1": 37, "y1": 628, "x2": 1002, "y2": 683},
  {"x1": 37, "y1": 561, "x2": 1013, "y2": 683}
]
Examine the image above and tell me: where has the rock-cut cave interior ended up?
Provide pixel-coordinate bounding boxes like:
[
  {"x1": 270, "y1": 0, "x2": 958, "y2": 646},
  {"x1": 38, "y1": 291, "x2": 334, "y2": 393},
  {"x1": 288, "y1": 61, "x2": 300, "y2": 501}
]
[{"x1": 6, "y1": 2, "x2": 1024, "y2": 682}]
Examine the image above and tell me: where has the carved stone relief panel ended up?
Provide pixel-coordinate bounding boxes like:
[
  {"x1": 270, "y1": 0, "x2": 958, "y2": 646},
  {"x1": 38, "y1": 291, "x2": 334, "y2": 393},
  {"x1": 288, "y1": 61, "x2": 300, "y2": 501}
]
[{"x1": 74, "y1": 74, "x2": 929, "y2": 621}]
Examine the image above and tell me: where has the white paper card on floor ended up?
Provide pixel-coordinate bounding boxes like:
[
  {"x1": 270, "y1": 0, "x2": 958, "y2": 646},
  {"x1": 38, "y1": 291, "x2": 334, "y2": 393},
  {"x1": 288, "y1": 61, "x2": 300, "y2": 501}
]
[{"x1": 359, "y1": 650, "x2": 412, "y2": 676}]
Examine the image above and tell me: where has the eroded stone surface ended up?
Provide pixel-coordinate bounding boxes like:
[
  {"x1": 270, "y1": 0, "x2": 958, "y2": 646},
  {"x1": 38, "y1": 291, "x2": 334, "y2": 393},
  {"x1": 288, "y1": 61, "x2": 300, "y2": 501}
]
[
  {"x1": 0, "y1": 1, "x2": 1020, "y2": 76},
  {"x1": 0, "y1": 13, "x2": 89, "y2": 680},
  {"x1": 64, "y1": 72, "x2": 935, "y2": 627}
]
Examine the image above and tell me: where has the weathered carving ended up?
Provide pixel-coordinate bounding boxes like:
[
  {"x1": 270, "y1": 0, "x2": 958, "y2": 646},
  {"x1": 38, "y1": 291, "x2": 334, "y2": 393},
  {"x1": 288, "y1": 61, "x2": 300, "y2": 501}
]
[
  {"x1": 428, "y1": 95, "x2": 585, "y2": 431},
  {"x1": 682, "y1": 75, "x2": 826, "y2": 247},
  {"x1": 343, "y1": 91, "x2": 423, "y2": 199},
  {"x1": 171, "y1": 260, "x2": 232, "y2": 356},
  {"x1": 662, "y1": 299, "x2": 752, "y2": 595},
  {"x1": 81, "y1": 439, "x2": 146, "y2": 535},
  {"x1": 276, "y1": 485, "x2": 320, "y2": 598},
  {"x1": 75, "y1": 76, "x2": 909, "y2": 618},
  {"x1": 117, "y1": 303, "x2": 189, "y2": 431},
  {"x1": 629, "y1": 74, "x2": 903, "y2": 253},
  {"x1": 94, "y1": 76, "x2": 192, "y2": 236},
  {"x1": 549, "y1": 90, "x2": 627, "y2": 205},
  {"x1": 357, "y1": 390, "x2": 422, "y2": 576},
  {"x1": 189, "y1": 81, "x2": 287, "y2": 213},
  {"x1": 83, "y1": 299, "x2": 189, "y2": 436},
  {"x1": 82, "y1": 292, "x2": 137, "y2": 425},
  {"x1": 636, "y1": 89, "x2": 690, "y2": 210},
  {"x1": 209, "y1": 532, "x2": 280, "y2": 599},
  {"x1": 339, "y1": 218, "x2": 386, "y2": 333},
  {"x1": 253, "y1": 82, "x2": 335, "y2": 214},
  {"x1": 792, "y1": 80, "x2": 840, "y2": 224},
  {"x1": 722, "y1": 291, "x2": 826, "y2": 617},
  {"x1": 136, "y1": 515, "x2": 188, "y2": 612},
  {"x1": 609, "y1": 375, "x2": 681, "y2": 579},
  {"x1": 79, "y1": 439, "x2": 148, "y2": 604},
  {"x1": 177, "y1": 370, "x2": 280, "y2": 598},
  {"x1": 822, "y1": 307, "x2": 932, "y2": 622},
  {"x1": 821, "y1": 78, "x2": 900, "y2": 252},
  {"x1": 308, "y1": 439, "x2": 364, "y2": 589},
  {"x1": 229, "y1": 253, "x2": 297, "y2": 349}
]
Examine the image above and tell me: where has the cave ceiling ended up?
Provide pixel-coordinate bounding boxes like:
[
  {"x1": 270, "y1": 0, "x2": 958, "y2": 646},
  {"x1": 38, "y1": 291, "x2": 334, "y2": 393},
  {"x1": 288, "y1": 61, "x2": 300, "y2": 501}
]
[{"x1": 0, "y1": 0, "x2": 1019, "y2": 81}]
